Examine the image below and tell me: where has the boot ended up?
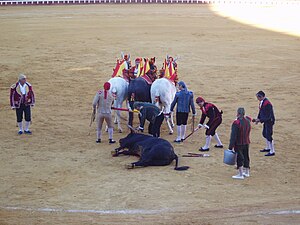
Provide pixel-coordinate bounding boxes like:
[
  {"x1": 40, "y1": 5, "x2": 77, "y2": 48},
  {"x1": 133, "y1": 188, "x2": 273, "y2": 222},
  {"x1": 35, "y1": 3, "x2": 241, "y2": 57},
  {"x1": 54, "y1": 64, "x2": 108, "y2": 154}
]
[
  {"x1": 213, "y1": 133, "x2": 223, "y2": 148},
  {"x1": 181, "y1": 125, "x2": 186, "y2": 141},
  {"x1": 260, "y1": 138, "x2": 270, "y2": 152},
  {"x1": 174, "y1": 126, "x2": 181, "y2": 142},
  {"x1": 232, "y1": 167, "x2": 244, "y2": 179},
  {"x1": 96, "y1": 130, "x2": 101, "y2": 143},
  {"x1": 24, "y1": 121, "x2": 32, "y2": 134},
  {"x1": 243, "y1": 168, "x2": 250, "y2": 177},
  {"x1": 17, "y1": 122, "x2": 23, "y2": 135},
  {"x1": 199, "y1": 135, "x2": 211, "y2": 151},
  {"x1": 108, "y1": 128, "x2": 116, "y2": 144},
  {"x1": 265, "y1": 140, "x2": 275, "y2": 156}
]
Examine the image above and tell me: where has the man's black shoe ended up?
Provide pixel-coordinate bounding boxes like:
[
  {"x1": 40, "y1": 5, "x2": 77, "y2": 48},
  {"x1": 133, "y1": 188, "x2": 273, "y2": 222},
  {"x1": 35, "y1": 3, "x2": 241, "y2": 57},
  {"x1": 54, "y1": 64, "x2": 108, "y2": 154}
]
[{"x1": 260, "y1": 149, "x2": 270, "y2": 152}]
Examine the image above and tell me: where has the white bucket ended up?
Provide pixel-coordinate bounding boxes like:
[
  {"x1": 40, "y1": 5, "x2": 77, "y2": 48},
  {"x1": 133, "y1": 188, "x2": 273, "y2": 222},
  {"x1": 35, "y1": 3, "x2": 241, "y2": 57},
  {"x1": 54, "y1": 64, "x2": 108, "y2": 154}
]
[{"x1": 223, "y1": 149, "x2": 237, "y2": 165}]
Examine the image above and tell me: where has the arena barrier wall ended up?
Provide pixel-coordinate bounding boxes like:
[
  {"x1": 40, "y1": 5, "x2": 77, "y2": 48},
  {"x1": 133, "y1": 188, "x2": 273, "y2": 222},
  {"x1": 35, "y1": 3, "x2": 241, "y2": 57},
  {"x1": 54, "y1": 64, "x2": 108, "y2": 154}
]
[{"x1": 0, "y1": 0, "x2": 299, "y2": 6}]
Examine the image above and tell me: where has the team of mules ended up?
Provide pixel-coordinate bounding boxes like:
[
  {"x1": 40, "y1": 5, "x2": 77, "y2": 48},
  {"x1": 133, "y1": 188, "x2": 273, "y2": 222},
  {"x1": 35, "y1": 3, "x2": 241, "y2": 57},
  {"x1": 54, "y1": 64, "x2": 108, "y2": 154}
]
[
  {"x1": 105, "y1": 54, "x2": 184, "y2": 169},
  {"x1": 108, "y1": 55, "x2": 179, "y2": 133}
]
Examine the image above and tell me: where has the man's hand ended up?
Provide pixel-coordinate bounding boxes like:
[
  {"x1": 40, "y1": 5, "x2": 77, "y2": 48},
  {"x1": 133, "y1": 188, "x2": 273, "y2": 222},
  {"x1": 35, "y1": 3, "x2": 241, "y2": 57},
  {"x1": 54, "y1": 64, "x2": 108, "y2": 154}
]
[
  {"x1": 252, "y1": 118, "x2": 260, "y2": 124},
  {"x1": 136, "y1": 126, "x2": 144, "y2": 132},
  {"x1": 198, "y1": 124, "x2": 204, "y2": 128}
]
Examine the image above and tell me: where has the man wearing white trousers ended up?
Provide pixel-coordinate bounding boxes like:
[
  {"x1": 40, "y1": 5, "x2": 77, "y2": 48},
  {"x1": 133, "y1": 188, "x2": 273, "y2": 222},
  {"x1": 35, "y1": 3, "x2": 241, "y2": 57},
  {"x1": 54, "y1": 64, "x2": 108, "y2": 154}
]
[
  {"x1": 92, "y1": 82, "x2": 116, "y2": 144},
  {"x1": 196, "y1": 96, "x2": 223, "y2": 151},
  {"x1": 170, "y1": 81, "x2": 196, "y2": 143},
  {"x1": 253, "y1": 91, "x2": 275, "y2": 156},
  {"x1": 10, "y1": 74, "x2": 35, "y2": 135}
]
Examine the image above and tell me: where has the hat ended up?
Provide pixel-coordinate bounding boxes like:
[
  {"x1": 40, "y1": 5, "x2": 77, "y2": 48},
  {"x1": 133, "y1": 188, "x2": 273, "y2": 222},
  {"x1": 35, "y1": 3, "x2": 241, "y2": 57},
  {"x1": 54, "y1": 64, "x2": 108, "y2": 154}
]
[
  {"x1": 178, "y1": 81, "x2": 186, "y2": 88},
  {"x1": 196, "y1": 96, "x2": 205, "y2": 104},
  {"x1": 256, "y1": 90, "x2": 265, "y2": 98},
  {"x1": 133, "y1": 101, "x2": 143, "y2": 109},
  {"x1": 19, "y1": 74, "x2": 26, "y2": 80},
  {"x1": 103, "y1": 82, "x2": 111, "y2": 91}
]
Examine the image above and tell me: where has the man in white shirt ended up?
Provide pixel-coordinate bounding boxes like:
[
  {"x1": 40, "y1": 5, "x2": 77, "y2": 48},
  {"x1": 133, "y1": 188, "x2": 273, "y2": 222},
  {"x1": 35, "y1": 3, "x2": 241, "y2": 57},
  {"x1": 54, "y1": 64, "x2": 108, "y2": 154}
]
[{"x1": 92, "y1": 82, "x2": 116, "y2": 144}]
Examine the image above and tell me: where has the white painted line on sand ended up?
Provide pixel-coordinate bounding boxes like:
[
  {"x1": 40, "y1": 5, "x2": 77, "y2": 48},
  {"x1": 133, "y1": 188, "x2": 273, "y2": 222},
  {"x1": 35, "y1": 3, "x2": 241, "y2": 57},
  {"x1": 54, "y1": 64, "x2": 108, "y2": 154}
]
[
  {"x1": 2, "y1": 206, "x2": 300, "y2": 216},
  {"x1": 1, "y1": 206, "x2": 171, "y2": 215},
  {"x1": 268, "y1": 210, "x2": 300, "y2": 215}
]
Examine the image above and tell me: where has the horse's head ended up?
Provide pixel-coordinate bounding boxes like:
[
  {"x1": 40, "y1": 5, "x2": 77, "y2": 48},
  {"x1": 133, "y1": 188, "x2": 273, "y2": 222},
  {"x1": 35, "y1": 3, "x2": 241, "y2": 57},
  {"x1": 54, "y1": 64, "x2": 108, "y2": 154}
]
[
  {"x1": 123, "y1": 54, "x2": 129, "y2": 61},
  {"x1": 150, "y1": 57, "x2": 155, "y2": 65},
  {"x1": 135, "y1": 57, "x2": 142, "y2": 67},
  {"x1": 159, "y1": 69, "x2": 165, "y2": 78},
  {"x1": 146, "y1": 69, "x2": 158, "y2": 83},
  {"x1": 127, "y1": 67, "x2": 136, "y2": 80}
]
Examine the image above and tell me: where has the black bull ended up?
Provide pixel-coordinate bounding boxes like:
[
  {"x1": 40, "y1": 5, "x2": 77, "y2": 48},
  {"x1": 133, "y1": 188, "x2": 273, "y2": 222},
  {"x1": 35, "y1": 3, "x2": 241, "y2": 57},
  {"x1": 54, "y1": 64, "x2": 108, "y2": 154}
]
[{"x1": 113, "y1": 133, "x2": 189, "y2": 170}]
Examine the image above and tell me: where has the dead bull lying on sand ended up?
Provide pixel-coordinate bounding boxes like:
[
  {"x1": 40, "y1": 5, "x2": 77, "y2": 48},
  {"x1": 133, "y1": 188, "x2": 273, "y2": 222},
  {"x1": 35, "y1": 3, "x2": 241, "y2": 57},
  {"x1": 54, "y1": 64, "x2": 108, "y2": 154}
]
[{"x1": 112, "y1": 133, "x2": 189, "y2": 170}]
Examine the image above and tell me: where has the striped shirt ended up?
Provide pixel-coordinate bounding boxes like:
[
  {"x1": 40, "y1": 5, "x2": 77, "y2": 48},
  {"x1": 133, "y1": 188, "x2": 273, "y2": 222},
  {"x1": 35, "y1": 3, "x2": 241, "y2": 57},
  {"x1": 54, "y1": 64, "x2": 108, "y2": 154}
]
[{"x1": 229, "y1": 116, "x2": 251, "y2": 149}]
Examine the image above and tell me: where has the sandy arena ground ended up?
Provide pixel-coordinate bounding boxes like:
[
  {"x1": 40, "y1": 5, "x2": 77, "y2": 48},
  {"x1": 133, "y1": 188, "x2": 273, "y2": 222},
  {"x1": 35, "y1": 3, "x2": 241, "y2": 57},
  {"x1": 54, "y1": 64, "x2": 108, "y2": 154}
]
[{"x1": 0, "y1": 4, "x2": 300, "y2": 225}]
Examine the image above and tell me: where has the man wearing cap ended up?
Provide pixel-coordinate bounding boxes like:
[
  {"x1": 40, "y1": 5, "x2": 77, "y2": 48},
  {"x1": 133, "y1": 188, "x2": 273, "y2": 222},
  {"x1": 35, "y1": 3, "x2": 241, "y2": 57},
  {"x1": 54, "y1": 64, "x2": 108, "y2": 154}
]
[
  {"x1": 228, "y1": 107, "x2": 252, "y2": 179},
  {"x1": 133, "y1": 102, "x2": 164, "y2": 137},
  {"x1": 92, "y1": 82, "x2": 116, "y2": 144},
  {"x1": 196, "y1": 96, "x2": 223, "y2": 151},
  {"x1": 253, "y1": 91, "x2": 275, "y2": 156},
  {"x1": 10, "y1": 74, "x2": 35, "y2": 135},
  {"x1": 170, "y1": 81, "x2": 196, "y2": 142}
]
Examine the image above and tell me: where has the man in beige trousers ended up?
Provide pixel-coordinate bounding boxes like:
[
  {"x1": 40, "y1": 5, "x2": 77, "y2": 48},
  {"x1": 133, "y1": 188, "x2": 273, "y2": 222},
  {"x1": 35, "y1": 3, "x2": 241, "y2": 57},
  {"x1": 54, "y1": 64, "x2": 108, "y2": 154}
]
[{"x1": 92, "y1": 82, "x2": 116, "y2": 144}]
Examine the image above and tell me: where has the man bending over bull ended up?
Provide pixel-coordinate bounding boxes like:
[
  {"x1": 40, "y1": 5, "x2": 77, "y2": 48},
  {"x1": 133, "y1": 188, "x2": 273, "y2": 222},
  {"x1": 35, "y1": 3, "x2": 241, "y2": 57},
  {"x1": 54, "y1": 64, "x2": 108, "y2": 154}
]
[
  {"x1": 133, "y1": 102, "x2": 164, "y2": 138},
  {"x1": 92, "y1": 82, "x2": 116, "y2": 144},
  {"x1": 196, "y1": 96, "x2": 223, "y2": 151}
]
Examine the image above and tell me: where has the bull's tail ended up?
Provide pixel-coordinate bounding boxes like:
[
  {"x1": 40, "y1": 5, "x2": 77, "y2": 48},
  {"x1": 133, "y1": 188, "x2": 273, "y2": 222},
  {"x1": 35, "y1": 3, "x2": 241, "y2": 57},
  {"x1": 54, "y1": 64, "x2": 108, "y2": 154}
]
[{"x1": 174, "y1": 155, "x2": 189, "y2": 171}]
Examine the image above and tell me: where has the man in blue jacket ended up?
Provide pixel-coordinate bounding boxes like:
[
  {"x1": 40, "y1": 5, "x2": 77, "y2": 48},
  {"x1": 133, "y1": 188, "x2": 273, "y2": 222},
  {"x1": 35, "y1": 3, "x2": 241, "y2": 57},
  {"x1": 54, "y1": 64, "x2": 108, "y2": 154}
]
[
  {"x1": 170, "y1": 81, "x2": 196, "y2": 142},
  {"x1": 253, "y1": 91, "x2": 276, "y2": 156}
]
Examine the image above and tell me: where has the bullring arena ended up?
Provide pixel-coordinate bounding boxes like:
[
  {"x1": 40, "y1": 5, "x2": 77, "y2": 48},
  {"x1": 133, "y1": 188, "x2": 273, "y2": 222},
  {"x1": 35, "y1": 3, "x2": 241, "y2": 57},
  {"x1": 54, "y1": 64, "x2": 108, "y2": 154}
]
[{"x1": 0, "y1": 1, "x2": 300, "y2": 224}]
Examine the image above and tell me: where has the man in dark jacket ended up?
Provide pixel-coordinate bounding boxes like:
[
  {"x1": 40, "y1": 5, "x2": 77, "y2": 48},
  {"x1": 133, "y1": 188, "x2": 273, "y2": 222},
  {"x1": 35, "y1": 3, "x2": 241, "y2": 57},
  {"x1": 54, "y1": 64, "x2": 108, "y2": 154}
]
[
  {"x1": 229, "y1": 107, "x2": 251, "y2": 180},
  {"x1": 196, "y1": 96, "x2": 223, "y2": 151},
  {"x1": 253, "y1": 91, "x2": 275, "y2": 156},
  {"x1": 133, "y1": 102, "x2": 164, "y2": 137},
  {"x1": 10, "y1": 74, "x2": 35, "y2": 135}
]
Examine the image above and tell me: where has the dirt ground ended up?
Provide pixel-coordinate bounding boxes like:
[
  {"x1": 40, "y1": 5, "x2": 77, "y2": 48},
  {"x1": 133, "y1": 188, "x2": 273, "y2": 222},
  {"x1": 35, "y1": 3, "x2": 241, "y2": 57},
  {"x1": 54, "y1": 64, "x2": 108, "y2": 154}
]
[{"x1": 0, "y1": 4, "x2": 300, "y2": 225}]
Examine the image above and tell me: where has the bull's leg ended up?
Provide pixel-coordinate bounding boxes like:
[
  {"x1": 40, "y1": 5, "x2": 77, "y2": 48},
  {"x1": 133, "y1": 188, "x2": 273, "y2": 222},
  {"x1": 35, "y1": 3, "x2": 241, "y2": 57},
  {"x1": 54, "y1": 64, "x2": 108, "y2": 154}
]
[
  {"x1": 126, "y1": 161, "x2": 146, "y2": 169},
  {"x1": 112, "y1": 148, "x2": 135, "y2": 157}
]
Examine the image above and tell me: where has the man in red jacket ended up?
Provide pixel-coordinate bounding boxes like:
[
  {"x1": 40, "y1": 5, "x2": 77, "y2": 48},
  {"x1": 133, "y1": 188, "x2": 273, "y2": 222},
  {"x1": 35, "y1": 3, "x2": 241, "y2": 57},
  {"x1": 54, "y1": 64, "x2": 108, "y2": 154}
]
[
  {"x1": 228, "y1": 107, "x2": 252, "y2": 179},
  {"x1": 196, "y1": 96, "x2": 223, "y2": 151},
  {"x1": 10, "y1": 74, "x2": 35, "y2": 135}
]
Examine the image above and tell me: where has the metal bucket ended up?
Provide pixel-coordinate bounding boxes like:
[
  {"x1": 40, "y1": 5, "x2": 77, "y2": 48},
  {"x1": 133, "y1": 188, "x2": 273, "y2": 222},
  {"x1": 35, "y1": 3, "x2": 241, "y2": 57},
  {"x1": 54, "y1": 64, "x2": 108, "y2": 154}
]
[{"x1": 223, "y1": 149, "x2": 237, "y2": 165}]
